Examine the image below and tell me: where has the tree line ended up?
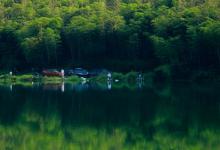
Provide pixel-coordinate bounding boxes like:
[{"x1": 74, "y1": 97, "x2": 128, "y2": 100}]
[{"x1": 0, "y1": 0, "x2": 220, "y2": 75}]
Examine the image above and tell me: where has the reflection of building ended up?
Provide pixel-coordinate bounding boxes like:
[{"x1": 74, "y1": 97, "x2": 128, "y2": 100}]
[{"x1": 43, "y1": 83, "x2": 63, "y2": 91}]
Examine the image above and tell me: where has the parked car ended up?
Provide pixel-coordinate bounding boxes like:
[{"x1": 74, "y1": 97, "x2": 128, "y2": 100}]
[
  {"x1": 31, "y1": 68, "x2": 41, "y2": 76},
  {"x1": 42, "y1": 69, "x2": 62, "y2": 77},
  {"x1": 64, "y1": 69, "x2": 75, "y2": 76},
  {"x1": 72, "y1": 68, "x2": 89, "y2": 78},
  {"x1": 88, "y1": 69, "x2": 110, "y2": 77}
]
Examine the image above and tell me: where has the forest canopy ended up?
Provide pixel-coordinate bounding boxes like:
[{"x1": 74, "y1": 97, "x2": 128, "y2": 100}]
[{"x1": 0, "y1": 0, "x2": 220, "y2": 74}]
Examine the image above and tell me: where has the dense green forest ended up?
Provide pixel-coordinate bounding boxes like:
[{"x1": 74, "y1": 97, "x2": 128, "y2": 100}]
[{"x1": 0, "y1": 0, "x2": 220, "y2": 76}]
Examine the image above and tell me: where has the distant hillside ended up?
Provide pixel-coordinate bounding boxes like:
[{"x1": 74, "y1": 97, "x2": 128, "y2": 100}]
[{"x1": 0, "y1": 0, "x2": 219, "y2": 74}]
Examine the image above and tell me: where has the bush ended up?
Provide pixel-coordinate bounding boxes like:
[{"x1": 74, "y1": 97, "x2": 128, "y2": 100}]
[
  {"x1": 42, "y1": 76, "x2": 63, "y2": 83},
  {"x1": 16, "y1": 75, "x2": 33, "y2": 82},
  {"x1": 153, "y1": 65, "x2": 171, "y2": 82},
  {"x1": 65, "y1": 76, "x2": 81, "y2": 83},
  {"x1": 0, "y1": 74, "x2": 15, "y2": 82},
  {"x1": 112, "y1": 72, "x2": 124, "y2": 82},
  {"x1": 125, "y1": 71, "x2": 138, "y2": 84},
  {"x1": 90, "y1": 74, "x2": 108, "y2": 83}
]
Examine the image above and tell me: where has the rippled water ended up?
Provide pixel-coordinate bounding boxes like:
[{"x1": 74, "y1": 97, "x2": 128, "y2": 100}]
[{"x1": 0, "y1": 82, "x2": 219, "y2": 150}]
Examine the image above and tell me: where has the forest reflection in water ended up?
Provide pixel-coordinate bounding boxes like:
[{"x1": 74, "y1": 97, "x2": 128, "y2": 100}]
[{"x1": 0, "y1": 82, "x2": 219, "y2": 150}]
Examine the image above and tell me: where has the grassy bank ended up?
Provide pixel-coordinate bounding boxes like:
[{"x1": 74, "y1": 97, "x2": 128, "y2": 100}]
[
  {"x1": 0, "y1": 72, "x2": 150, "y2": 89},
  {"x1": 0, "y1": 74, "x2": 82, "y2": 84},
  {"x1": 1, "y1": 69, "x2": 218, "y2": 88}
]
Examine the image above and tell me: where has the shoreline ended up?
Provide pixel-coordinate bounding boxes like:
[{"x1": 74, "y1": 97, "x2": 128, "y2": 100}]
[
  {"x1": 1, "y1": 71, "x2": 220, "y2": 87},
  {"x1": 0, "y1": 72, "x2": 146, "y2": 84}
]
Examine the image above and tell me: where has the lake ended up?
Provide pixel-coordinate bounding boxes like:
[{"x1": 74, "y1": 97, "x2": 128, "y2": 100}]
[{"x1": 0, "y1": 82, "x2": 219, "y2": 150}]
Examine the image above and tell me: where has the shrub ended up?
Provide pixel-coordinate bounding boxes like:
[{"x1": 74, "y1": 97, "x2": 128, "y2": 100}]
[
  {"x1": 42, "y1": 76, "x2": 63, "y2": 83},
  {"x1": 112, "y1": 72, "x2": 124, "y2": 82},
  {"x1": 125, "y1": 71, "x2": 138, "y2": 83},
  {"x1": 154, "y1": 65, "x2": 171, "y2": 82},
  {"x1": 65, "y1": 76, "x2": 81, "y2": 83},
  {"x1": 16, "y1": 75, "x2": 33, "y2": 82}
]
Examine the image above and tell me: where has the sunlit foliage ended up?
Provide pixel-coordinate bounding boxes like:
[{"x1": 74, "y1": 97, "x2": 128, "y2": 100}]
[{"x1": 0, "y1": 0, "x2": 219, "y2": 74}]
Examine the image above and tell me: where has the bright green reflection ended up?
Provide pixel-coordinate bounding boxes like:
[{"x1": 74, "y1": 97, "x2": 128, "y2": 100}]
[{"x1": 0, "y1": 83, "x2": 219, "y2": 150}]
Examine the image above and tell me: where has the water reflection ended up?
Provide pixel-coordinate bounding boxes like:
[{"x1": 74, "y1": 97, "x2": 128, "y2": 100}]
[
  {"x1": 3, "y1": 78, "x2": 148, "y2": 93},
  {"x1": 10, "y1": 84, "x2": 13, "y2": 91},
  {"x1": 107, "y1": 80, "x2": 112, "y2": 90},
  {"x1": 61, "y1": 82, "x2": 65, "y2": 92},
  {"x1": 0, "y1": 82, "x2": 219, "y2": 149}
]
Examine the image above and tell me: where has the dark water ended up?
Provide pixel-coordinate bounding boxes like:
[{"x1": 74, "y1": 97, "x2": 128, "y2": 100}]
[{"x1": 0, "y1": 82, "x2": 219, "y2": 150}]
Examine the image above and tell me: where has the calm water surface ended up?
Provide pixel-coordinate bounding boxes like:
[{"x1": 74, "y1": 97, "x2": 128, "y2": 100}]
[{"x1": 0, "y1": 82, "x2": 219, "y2": 150}]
